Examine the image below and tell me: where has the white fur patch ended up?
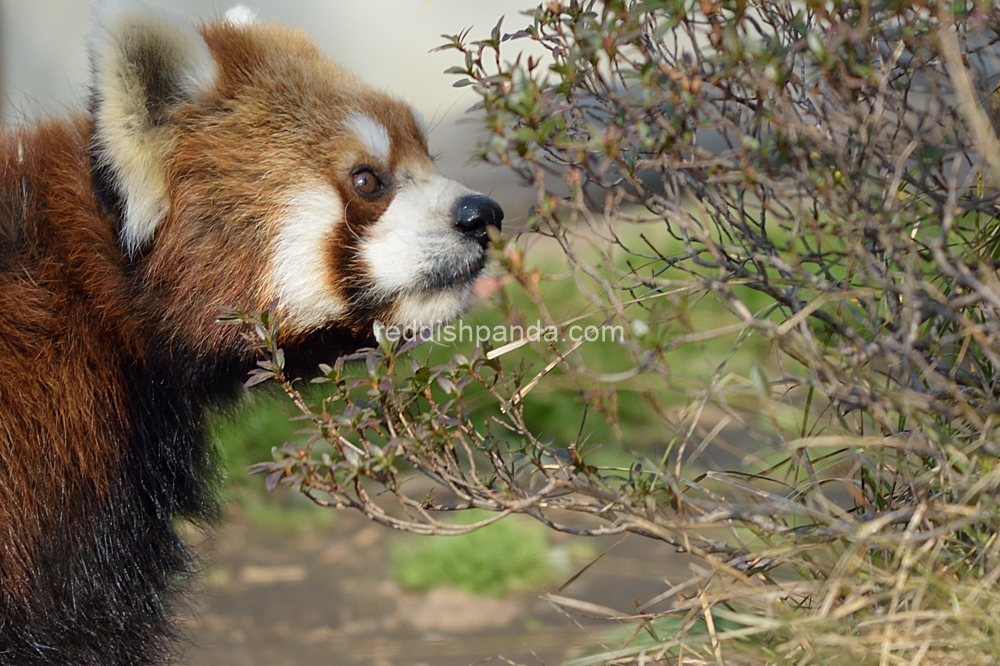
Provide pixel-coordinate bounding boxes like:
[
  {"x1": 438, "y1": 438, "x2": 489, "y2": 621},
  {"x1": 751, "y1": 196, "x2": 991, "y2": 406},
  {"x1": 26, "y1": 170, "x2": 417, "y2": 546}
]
[
  {"x1": 411, "y1": 106, "x2": 429, "y2": 139},
  {"x1": 225, "y1": 5, "x2": 256, "y2": 26},
  {"x1": 271, "y1": 185, "x2": 346, "y2": 330},
  {"x1": 346, "y1": 113, "x2": 391, "y2": 164},
  {"x1": 391, "y1": 288, "x2": 474, "y2": 330},
  {"x1": 359, "y1": 173, "x2": 475, "y2": 298},
  {"x1": 90, "y1": 3, "x2": 218, "y2": 254}
]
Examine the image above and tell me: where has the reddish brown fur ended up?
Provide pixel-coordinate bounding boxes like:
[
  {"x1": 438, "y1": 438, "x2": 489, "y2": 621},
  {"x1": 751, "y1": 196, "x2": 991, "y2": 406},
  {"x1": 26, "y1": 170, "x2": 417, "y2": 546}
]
[{"x1": 0, "y1": 118, "x2": 134, "y2": 599}]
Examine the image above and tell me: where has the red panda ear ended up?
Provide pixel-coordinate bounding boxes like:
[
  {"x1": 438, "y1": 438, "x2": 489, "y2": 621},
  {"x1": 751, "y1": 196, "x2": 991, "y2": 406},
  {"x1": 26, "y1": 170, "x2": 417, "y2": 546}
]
[{"x1": 89, "y1": 3, "x2": 217, "y2": 255}]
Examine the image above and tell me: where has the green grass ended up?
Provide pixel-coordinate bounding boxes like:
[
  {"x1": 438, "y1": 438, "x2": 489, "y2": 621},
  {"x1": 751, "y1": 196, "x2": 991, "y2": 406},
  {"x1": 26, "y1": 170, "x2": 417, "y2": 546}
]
[
  {"x1": 206, "y1": 387, "x2": 337, "y2": 529},
  {"x1": 391, "y1": 512, "x2": 560, "y2": 596},
  {"x1": 207, "y1": 388, "x2": 306, "y2": 488}
]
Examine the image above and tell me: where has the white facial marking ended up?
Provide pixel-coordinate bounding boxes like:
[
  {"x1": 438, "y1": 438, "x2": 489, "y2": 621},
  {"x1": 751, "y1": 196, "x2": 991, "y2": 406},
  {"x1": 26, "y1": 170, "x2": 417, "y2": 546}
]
[
  {"x1": 271, "y1": 185, "x2": 346, "y2": 330},
  {"x1": 360, "y1": 173, "x2": 475, "y2": 297},
  {"x1": 347, "y1": 113, "x2": 391, "y2": 163},
  {"x1": 410, "y1": 105, "x2": 429, "y2": 140},
  {"x1": 391, "y1": 289, "x2": 475, "y2": 330},
  {"x1": 224, "y1": 5, "x2": 257, "y2": 26}
]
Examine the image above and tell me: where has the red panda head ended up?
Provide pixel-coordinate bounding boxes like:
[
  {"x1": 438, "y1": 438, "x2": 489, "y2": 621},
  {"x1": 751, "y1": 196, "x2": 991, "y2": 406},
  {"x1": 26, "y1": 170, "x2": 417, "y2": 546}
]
[{"x1": 88, "y1": 4, "x2": 502, "y2": 349}]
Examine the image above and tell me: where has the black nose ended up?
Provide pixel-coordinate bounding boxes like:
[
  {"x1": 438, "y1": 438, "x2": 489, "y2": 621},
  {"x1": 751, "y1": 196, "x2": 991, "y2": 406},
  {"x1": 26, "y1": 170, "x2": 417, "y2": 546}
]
[{"x1": 453, "y1": 194, "x2": 503, "y2": 249}]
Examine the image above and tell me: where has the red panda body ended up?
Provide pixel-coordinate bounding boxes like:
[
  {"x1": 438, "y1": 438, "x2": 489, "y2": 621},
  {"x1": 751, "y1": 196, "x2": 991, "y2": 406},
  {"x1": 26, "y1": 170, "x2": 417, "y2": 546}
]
[{"x1": 0, "y1": 6, "x2": 501, "y2": 665}]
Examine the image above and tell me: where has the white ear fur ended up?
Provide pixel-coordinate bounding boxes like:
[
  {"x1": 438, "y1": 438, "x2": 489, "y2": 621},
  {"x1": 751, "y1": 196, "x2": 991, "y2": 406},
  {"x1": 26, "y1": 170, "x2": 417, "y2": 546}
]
[
  {"x1": 89, "y1": 2, "x2": 217, "y2": 255},
  {"x1": 225, "y1": 5, "x2": 257, "y2": 26}
]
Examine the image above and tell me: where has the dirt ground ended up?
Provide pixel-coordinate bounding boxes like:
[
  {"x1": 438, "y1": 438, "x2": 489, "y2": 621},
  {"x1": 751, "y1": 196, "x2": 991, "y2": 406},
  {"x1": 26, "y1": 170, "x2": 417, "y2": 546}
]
[{"x1": 178, "y1": 502, "x2": 692, "y2": 666}]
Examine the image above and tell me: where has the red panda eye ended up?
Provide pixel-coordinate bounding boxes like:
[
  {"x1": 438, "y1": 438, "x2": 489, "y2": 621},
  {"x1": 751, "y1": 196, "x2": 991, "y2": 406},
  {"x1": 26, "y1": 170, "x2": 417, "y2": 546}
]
[{"x1": 352, "y1": 169, "x2": 383, "y2": 197}]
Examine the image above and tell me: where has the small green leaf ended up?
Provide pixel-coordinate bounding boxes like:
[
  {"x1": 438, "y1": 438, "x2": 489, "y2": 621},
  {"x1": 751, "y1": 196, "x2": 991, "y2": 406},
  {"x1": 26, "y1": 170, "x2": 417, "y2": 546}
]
[
  {"x1": 751, "y1": 363, "x2": 770, "y2": 398},
  {"x1": 437, "y1": 376, "x2": 457, "y2": 394}
]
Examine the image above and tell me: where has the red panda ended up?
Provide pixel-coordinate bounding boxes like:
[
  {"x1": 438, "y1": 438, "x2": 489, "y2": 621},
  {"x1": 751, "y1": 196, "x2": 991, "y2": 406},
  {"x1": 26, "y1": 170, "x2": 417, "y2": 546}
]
[{"x1": 0, "y1": 4, "x2": 502, "y2": 665}]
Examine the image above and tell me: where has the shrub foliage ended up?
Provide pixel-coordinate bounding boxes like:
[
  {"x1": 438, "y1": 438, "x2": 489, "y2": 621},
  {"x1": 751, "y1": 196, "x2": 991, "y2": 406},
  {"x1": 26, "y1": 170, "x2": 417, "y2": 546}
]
[{"x1": 243, "y1": 1, "x2": 1000, "y2": 663}]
